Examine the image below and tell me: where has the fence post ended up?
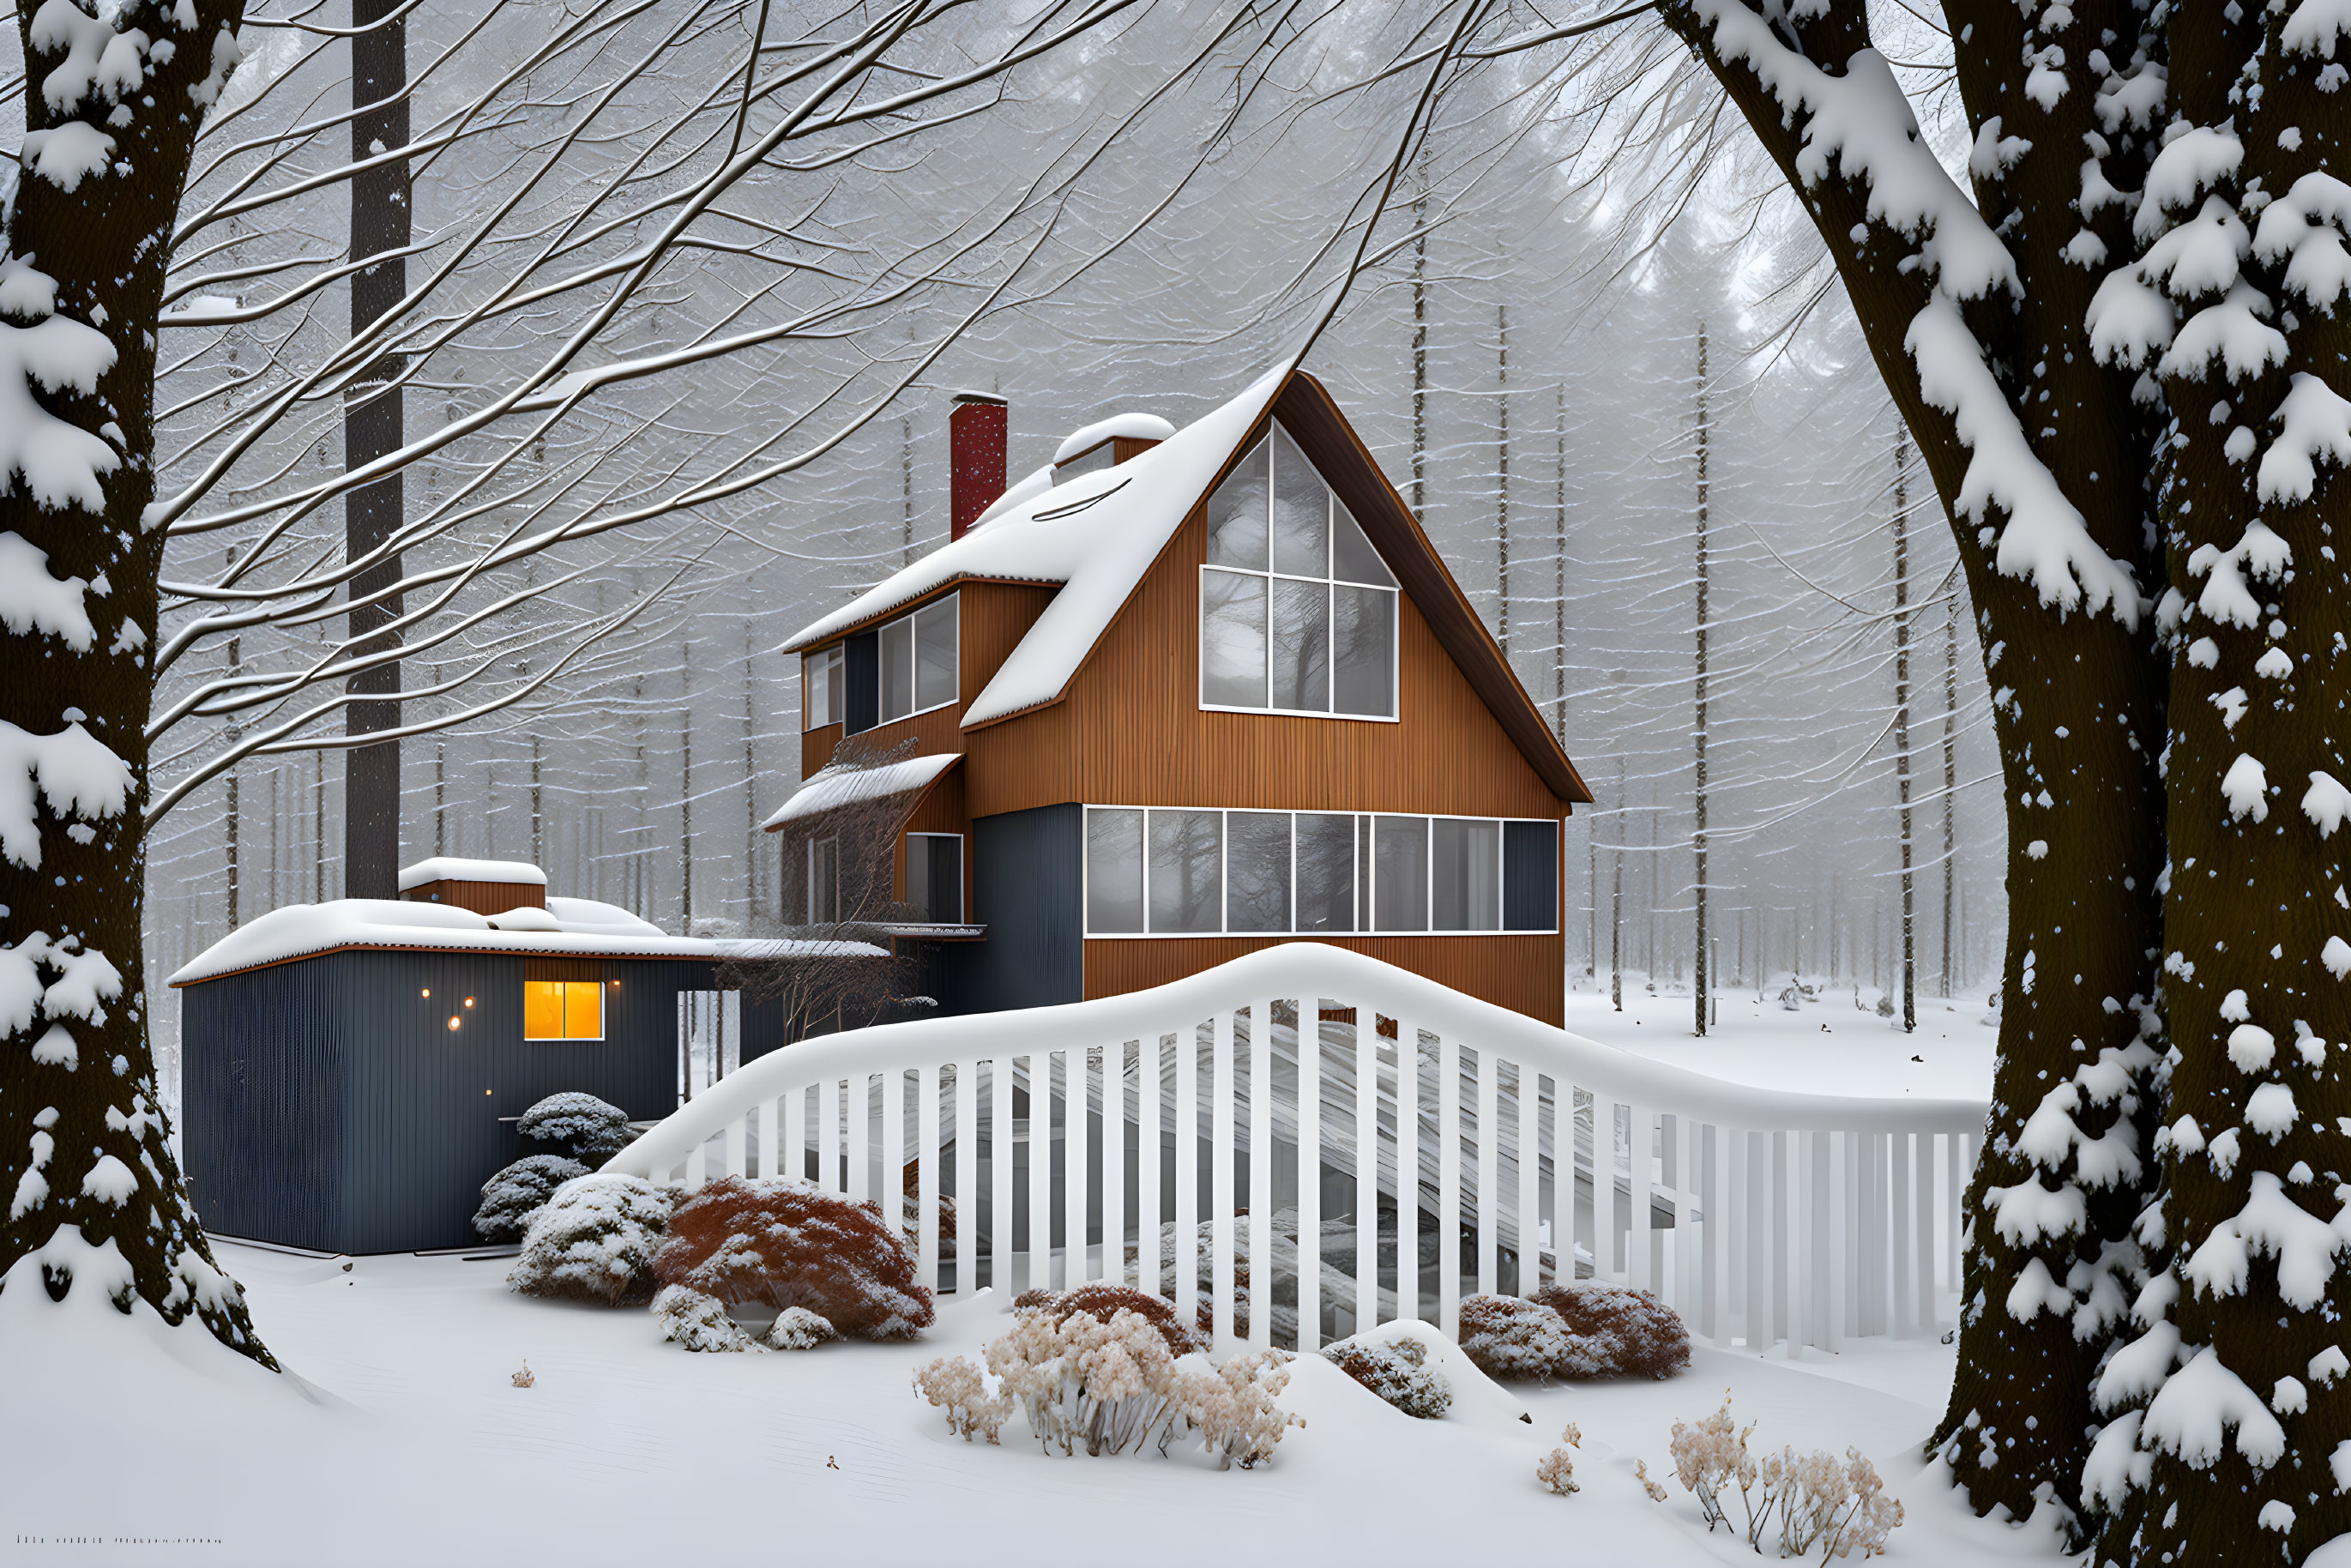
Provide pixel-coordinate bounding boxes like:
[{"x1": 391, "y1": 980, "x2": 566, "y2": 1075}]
[
  {"x1": 1298, "y1": 1005, "x2": 1323, "y2": 1352},
  {"x1": 1354, "y1": 1006, "x2": 1380, "y2": 1336},
  {"x1": 1248, "y1": 999, "x2": 1274, "y2": 1349}
]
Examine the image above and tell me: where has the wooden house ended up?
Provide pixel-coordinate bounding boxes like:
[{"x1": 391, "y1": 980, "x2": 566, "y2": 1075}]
[
  {"x1": 171, "y1": 858, "x2": 779, "y2": 1254},
  {"x1": 772, "y1": 363, "x2": 1592, "y2": 1026}
]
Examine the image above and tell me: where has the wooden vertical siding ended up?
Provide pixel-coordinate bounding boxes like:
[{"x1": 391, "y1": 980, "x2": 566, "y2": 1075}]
[
  {"x1": 401, "y1": 878, "x2": 546, "y2": 914},
  {"x1": 1085, "y1": 936, "x2": 1567, "y2": 1027}
]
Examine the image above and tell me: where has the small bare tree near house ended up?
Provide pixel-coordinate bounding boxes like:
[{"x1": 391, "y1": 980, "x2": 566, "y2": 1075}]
[{"x1": 714, "y1": 735, "x2": 931, "y2": 1038}]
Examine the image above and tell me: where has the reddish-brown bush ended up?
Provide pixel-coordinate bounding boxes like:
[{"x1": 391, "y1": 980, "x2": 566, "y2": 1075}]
[
  {"x1": 1456, "y1": 1294, "x2": 1578, "y2": 1381},
  {"x1": 652, "y1": 1175, "x2": 934, "y2": 1341},
  {"x1": 1018, "y1": 1283, "x2": 1203, "y2": 1358},
  {"x1": 1529, "y1": 1281, "x2": 1691, "y2": 1379}
]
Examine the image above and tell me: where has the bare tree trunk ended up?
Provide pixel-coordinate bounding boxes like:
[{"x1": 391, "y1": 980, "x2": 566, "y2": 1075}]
[
  {"x1": 1611, "y1": 761, "x2": 1624, "y2": 1011},
  {"x1": 743, "y1": 620, "x2": 762, "y2": 920},
  {"x1": 226, "y1": 630, "x2": 241, "y2": 928},
  {"x1": 1409, "y1": 160, "x2": 1429, "y2": 521},
  {"x1": 1496, "y1": 302, "x2": 1510, "y2": 654},
  {"x1": 1943, "y1": 599, "x2": 1958, "y2": 999},
  {"x1": 1894, "y1": 429, "x2": 1915, "y2": 1033},
  {"x1": 1554, "y1": 383, "x2": 1568, "y2": 745},
  {"x1": 1693, "y1": 322, "x2": 1710, "y2": 1038},
  {"x1": 680, "y1": 641, "x2": 694, "y2": 932},
  {"x1": 343, "y1": 0, "x2": 410, "y2": 898}
]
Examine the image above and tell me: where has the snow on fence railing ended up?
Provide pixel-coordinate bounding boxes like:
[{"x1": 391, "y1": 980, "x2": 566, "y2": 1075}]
[{"x1": 606, "y1": 944, "x2": 1985, "y2": 1356}]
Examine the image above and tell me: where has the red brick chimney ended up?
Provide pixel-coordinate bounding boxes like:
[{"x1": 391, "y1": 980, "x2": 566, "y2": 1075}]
[{"x1": 948, "y1": 393, "x2": 1007, "y2": 541}]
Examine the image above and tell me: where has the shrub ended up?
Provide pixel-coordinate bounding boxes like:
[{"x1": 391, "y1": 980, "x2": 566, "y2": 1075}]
[
  {"x1": 1656, "y1": 1392, "x2": 1903, "y2": 1559},
  {"x1": 987, "y1": 1304, "x2": 1188, "y2": 1456},
  {"x1": 1456, "y1": 1293, "x2": 1578, "y2": 1381},
  {"x1": 509, "y1": 1173, "x2": 674, "y2": 1306},
  {"x1": 913, "y1": 1354, "x2": 1011, "y2": 1443},
  {"x1": 653, "y1": 1284, "x2": 759, "y2": 1352},
  {"x1": 1530, "y1": 1281, "x2": 1692, "y2": 1379},
  {"x1": 518, "y1": 1091, "x2": 636, "y2": 1164},
  {"x1": 1173, "y1": 1349, "x2": 1304, "y2": 1470},
  {"x1": 652, "y1": 1174, "x2": 935, "y2": 1341},
  {"x1": 473, "y1": 1154, "x2": 592, "y2": 1242},
  {"x1": 1323, "y1": 1332, "x2": 1451, "y2": 1419},
  {"x1": 1537, "y1": 1421, "x2": 1582, "y2": 1495},
  {"x1": 762, "y1": 1306, "x2": 838, "y2": 1350},
  {"x1": 1019, "y1": 1283, "x2": 1204, "y2": 1359}
]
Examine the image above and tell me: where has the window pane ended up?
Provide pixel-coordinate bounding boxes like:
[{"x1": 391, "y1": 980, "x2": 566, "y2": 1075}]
[
  {"x1": 1333, "y1": 585, "x2": 1396, "y2": 717},
  {"x1": 879, "y1": 619, "x2": 914, "y2": 722},
  {"x1": 1356, "y1": 814, "x2": 1372, "y2": 931},
  {"x1": 1331, "y1": 498, "x2": 1392, "y2": 586},
  {"x1": 1201, "y1": 570, "x2": 1269, "y2": 708},
  {"x1": 824, "y1": 647, "x2": 844, "y2": 724},
  {"x1": 1373, "y1": 817, "x2": 1427, "y2": 932},
  {"x1": 905, "y1": 834, "x2": 931, "y2": 917},
  {"x1": 1295, "y1": 812, "x2": 1354, "y2": 932},
  {"x1": 915, "y1": 596, "x2": 957, "y2": 710},
  {"x1": 1270, "y1": 579, "x2": 1329, "y2": 712},
  {"x1": 1226, "y1": 812, "x2": 1291, "y2": 933},
  {"x1": 564, "y1": 980, "x2": 604, "y2": 1039},
  {"x1": 524, "y1": 980, "x2": 563, "y2": 1039},
  {"x1": 1432, "y1": 818, "x2": 1501, "y2": 932},
  {"x1": 1148, "y1": 810, "x2": 1223, "y2": 933},
  {"x1": 1270, "y1": 425, "x2": 1329, "y2": 577},
  {"x1": 803, "y1": 651, "x2": 829, "y2": 732},
  {"x1": 810, "y1": 836, "x2": 839, "y2": 922},
  {"x1": 1086, "y1": 809, "x2": 1143, "y2": 933},
  {"x1": 930, "y1": 836, "x2": 963, "y2": 924},
  {"x1": 1206, "y1": 438, "x2": 1269, "y2": 569}
]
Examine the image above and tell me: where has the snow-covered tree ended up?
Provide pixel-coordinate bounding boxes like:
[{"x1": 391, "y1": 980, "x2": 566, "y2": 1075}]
[{"x1": 1, "y1": 0, "x2": 1203, "y2": 1372}]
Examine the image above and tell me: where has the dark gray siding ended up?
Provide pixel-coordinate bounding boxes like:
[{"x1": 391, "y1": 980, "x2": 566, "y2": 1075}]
[
  {"x1": 184, "y1": 961, "x2": 346, "y2": 1251},
  {"x1": 1504, "y1": 819, "x2": 1558, "y2": 932},
  {"x1": 934, "y1": 803, "x2": 1082, "y2": 1015},
  {"x1": 181, "y1": 950, "x2": 711, "y2": 1254}
]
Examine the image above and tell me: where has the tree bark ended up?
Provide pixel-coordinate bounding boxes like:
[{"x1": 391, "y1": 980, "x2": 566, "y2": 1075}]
[
  {"x1": 3, "y1": 0, "x2": 274, "y2": 1366},
  {"x1": 1654, "y1": 0, "x2": 2171, "y2": 1528}
]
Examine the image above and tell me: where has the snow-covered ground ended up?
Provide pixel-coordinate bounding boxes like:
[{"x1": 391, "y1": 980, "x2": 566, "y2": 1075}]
[
  {"x1": 1568, "y1": 974, "x2": 2000, "y2": 1102},
  {"x1": 7, "y1": 974, "x2": 2036, "y2": 1566}
]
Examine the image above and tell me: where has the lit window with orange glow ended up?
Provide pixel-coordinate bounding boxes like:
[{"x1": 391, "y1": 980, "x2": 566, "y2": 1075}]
[{"x1": 523, "y1": 980, "x2": 604, "y2": 1040}]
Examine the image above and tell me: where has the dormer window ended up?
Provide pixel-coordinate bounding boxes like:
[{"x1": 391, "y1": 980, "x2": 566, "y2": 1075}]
[{"x1": 1200, "y1": 425, "x2": 1397, "y2": 719}]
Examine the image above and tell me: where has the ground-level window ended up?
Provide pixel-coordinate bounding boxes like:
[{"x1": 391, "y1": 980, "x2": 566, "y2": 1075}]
[
  {"x1": 904, "y1": 832, "x2": 964, "y2": 924},
  {"x1": 1082, "y1": 806, "x2": 1556, "y2": 937},
  {"x1": 524, "y1": 976, "x2": 605, "y2": 1040}
]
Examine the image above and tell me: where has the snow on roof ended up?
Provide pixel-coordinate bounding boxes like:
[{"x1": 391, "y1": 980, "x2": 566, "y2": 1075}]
[
  {"x1": 760, "y1": 751, "x2": 961, "y2": 830},
  {"x1": 1052, "y1": 411, "x2": 1174, "y2": 463},
  {"x1": 397, "y1": 856, "x2": 547, "y2": 891},
  {"x1": 167, "y1": 896, "x2": 877, "y2": 986},
  {"x1": 778, "y1": 361, "x2": 1293, "y2": 728}
]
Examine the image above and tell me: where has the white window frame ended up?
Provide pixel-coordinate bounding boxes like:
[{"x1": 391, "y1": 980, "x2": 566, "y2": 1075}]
[
  {"x1": 1197, "y1": 428, "x2": 1400, "y2": 723},
  {"x1": 801, "y1": 644, "x2": 843, "y2": 732},
  {"x1": 1079, "y1": 805, "x2": 1558, "y2": 938},
  {"x1": 875, "y1": 592, "x2": 961, "y2": 727}
]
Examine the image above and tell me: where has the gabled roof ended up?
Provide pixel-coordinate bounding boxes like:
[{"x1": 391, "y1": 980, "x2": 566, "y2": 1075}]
[{"x1": 781, "y1": 363, "x2": 1591, "y2": 804}]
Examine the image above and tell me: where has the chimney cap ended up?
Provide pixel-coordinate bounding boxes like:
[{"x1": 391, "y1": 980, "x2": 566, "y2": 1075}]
[{"x1": 949, "y1": 390, "x2": 1007, "y2": 407}]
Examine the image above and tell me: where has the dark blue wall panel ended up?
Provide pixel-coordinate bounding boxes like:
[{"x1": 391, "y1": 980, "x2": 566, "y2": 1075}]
[
  {"x1": 943, "y1": 804, "x2": 1082, "y2": 1015},
  {"x1": 1504, "y1": 819, "x2": 1558, "y2": 932}
]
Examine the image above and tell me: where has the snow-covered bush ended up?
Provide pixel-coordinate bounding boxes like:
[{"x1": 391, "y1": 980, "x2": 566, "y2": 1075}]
[
  {"x1": 913, "y1": 1354, "x2": 1012, "y2": 1443},
  {"x1": 653, "y1": 1284, "x2": 761, "y2": 1352},
  {"x1": 1658, "y1": 1392, "x2": 1902, "y2": 1559},
  {"x1": 509, "y1": 1173, "x2": 675, "y2": 1306},
  {"x1": 517, "y1": 1092, "x2": 636, "y2": 1164},
  {"x1": 987, "y1": 1303, "x2": 1191, "y2": 1456},
  {"x1": 652, "y1": 1174, "x2": 934, "y2": 1341},
  {"x1": 473, "y1": 1154, "x2": 593, "y2": 1242},
  {"x1": 1019, "y1": 1282, "x2": 1203, "y2": 1358},
  {"x1": 1174, "y1": 1348, "x2": 1303, "y2": 1470},
  {"x1": 1530, "y1": 1281, "x2": 1692, "y2": 1379},
  {"x1": 1537, "y1": 1422, "x2": 1582, "y2": 1495},
  {"x1": 1323, "y1": 1331, "x2": 1451, "y2": 1419},
  {"x1": 1456, "y1": 1293, "x2": 1578, "y2": 1379},
  {"x1": 762, "y1": 1306, "x2": 838, "y2": 1350}
]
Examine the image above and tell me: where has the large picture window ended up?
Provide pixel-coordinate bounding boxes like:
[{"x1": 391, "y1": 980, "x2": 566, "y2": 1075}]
[
  {"x1": 1201, "y1": 426, "x2": 1397, "y2": 720},
  {"x1": 1082, "y1": 805, "x2": 1556, "y2": 936}
]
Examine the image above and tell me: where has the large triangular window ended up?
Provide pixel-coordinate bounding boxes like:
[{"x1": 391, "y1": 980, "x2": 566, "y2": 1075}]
[{"x1": 1199, "y1": 424, "x2": 1397, "y2": 719}]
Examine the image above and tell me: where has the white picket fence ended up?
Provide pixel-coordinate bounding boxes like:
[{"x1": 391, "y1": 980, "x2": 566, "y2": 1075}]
[{"x1": 607, "y1": 944, "x2": 1986, "y2": 1356}]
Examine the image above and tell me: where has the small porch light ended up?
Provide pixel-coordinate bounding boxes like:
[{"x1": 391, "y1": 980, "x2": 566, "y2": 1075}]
[
  {"x1": 420, "y1": 987, "x2": 431, "y2": 998},
  {"x1": 447, "y1": 1016, "x2": 461, "y2": 1031}
]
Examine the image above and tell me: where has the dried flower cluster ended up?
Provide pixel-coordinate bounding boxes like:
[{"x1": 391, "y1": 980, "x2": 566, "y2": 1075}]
[
  {"x1": 1537, "y1": 1422, "x2": 1583, "y2": 1495},
  {"x1": 508, "y1": 1174, "x2": 674, "y2": 1306},
  {"x1": 1323, "y1": 1333, "x2": 1452, "y2": 1420},
  {"x1": 915, "y1": 1307, "x2": 1302, "y2": 1468},
  {"x1": 1660, "y1": 1393, "x2": 1904, "y2": 1559},
  {"x1": 913, "y1": 1354, "x2": 1012, "y2": 1444},
  {"x1": 1020, "y1": 1284, "x2": 1204, "y2": 1358},
  {"x1": 653, "y1": 1175, "x2": 934, "y2": 1341},
  {"x1": 1457, "y1": 1284, "x2": 1692, "y2": 1382}
]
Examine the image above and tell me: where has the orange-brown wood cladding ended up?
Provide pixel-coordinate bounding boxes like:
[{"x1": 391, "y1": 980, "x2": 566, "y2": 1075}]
[
  {"x1": 402, "y1": 879, "x2": 546, "y2": 914},
  {"x1": 960, "y1": 501, "x2": 1566, "y2": 823},
  {"x1": 797, "y1": 581, "x2": 1055, "y2": 781},
  {"x1": 1084, "y1": 935, "x2": 1564, "y2": 1027}
]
